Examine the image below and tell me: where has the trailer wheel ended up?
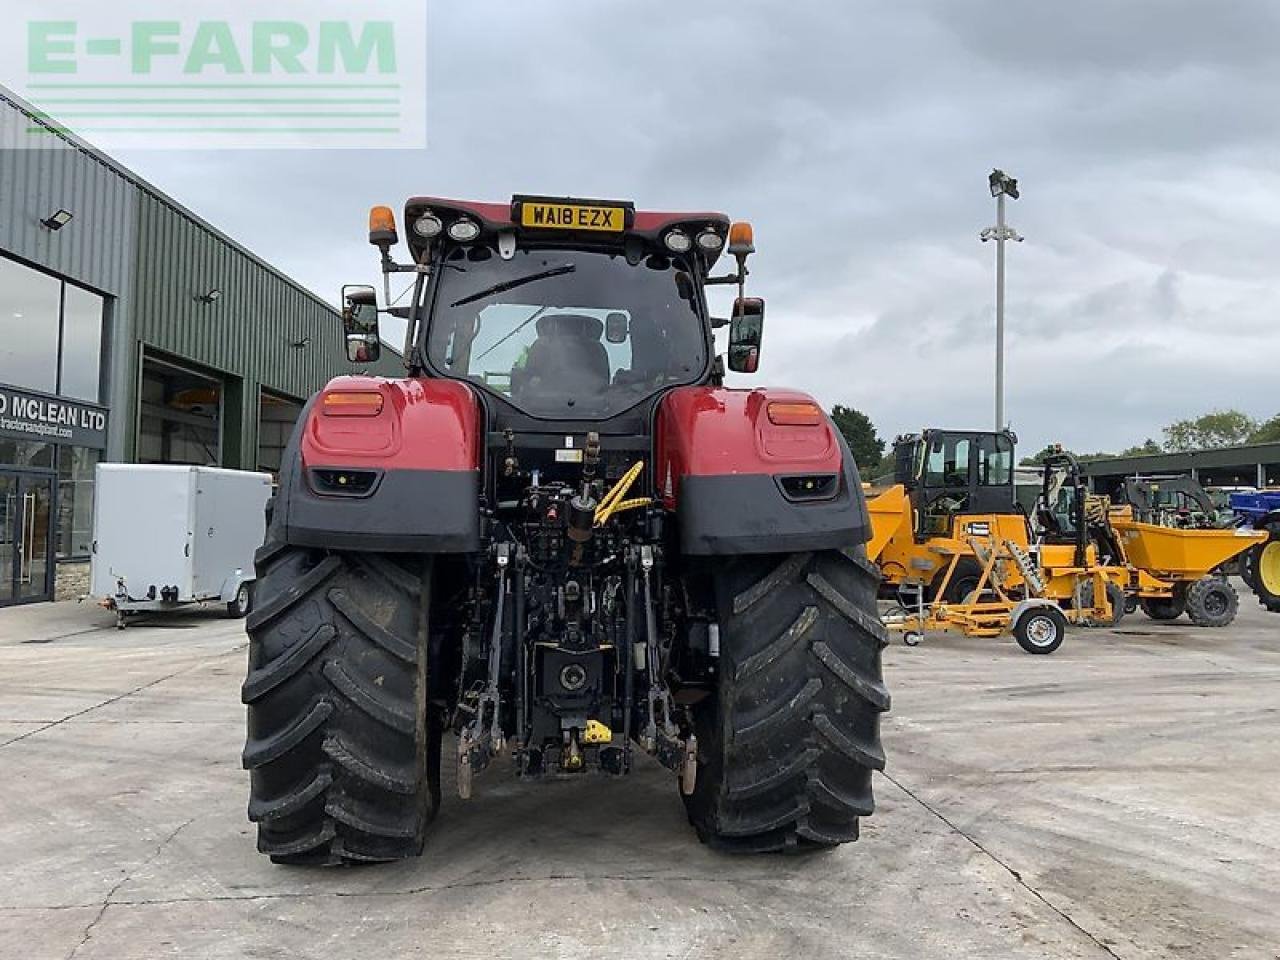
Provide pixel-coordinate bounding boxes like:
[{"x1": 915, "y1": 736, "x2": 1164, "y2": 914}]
[
  {"x1": 227, "y1": 582, "x2": 253, "y2": 619},
  {"x1": 1184, "y1": 576, "x2": 1238, "y2": 627},
  {"x1": 685, "y1": 549, "x2": 889, "y2": 852},
  {"x1": 1013, "y1": 606, "x2": 1067, "y2": 654},
  {"x1": 1252, "y1": 523, "x2": 1280, "y2": 613},
  {"x1": 242, "y1": 543, "x2": 440, "y2": 864}
]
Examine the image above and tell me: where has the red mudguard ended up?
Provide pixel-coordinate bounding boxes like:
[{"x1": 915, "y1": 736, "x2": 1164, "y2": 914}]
[
  {"x1": 279, "y1": 376, "x2": 483, "y2": 553},
  {"x1": 301, "y1": 375, "x2": 480, "y2": 471},
  {"x1": 656, "y1": 387, "x2": 870, "y2": 555}
]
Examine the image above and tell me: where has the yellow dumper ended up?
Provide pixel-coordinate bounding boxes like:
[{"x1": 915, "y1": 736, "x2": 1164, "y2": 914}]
[
  {"x1": 867, "y1": 430, "x2": 1261, "y2": 632},
  {"x1": 1108, "y1": 506, "x2": 1266, "y2": 625}
]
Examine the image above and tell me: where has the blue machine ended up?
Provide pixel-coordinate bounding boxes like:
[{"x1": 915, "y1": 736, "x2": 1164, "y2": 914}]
[{"x1": 1229, "y1": 490, "x2": 1280, "y2": 612}]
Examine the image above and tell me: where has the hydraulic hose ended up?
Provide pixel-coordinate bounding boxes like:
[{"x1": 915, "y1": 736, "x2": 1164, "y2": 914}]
[{"x1": 595, "y1": 461, "x2": 650, "y2": 526}]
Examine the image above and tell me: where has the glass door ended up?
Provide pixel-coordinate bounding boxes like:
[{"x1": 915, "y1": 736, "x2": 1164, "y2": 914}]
[
  {"x1": 0, "y1": 474, "x2": 16, "y2": 605},
  {"x1": 0, "y1": 472, "x2": 54, "y2": 606}
]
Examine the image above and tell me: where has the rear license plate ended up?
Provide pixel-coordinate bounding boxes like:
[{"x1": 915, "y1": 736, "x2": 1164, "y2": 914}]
[{"x1": 520, "y1": 201, "x2": 625, "y2": 233}]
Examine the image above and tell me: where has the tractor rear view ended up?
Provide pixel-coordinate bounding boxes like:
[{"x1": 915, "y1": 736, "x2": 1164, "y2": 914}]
[{"x1": 241, "y1": 195, "x2": 889, "y2": 863}]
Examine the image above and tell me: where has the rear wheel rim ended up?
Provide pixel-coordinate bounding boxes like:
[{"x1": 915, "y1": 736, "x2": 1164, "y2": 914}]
[
  {"x1": 237, "y1": 585, "x2": 249, "y2": 609},
  {"x1": 1026, "y1": 615, "x2": 1057, "y2": 647},
  {"x1": 1261, "y1": 542, "x2": 1280, "y2": 595},
  {"x1": 1202, "y1": 587, "x2": 1227, "y2": 617}
]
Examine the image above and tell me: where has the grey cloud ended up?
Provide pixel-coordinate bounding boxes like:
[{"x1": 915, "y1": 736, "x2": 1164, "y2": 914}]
[{"x1": 108, "y1": 0, "x2": 1280, "y2": 456}]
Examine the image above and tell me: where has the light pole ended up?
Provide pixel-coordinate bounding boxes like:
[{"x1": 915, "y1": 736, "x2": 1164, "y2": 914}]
[{"x1": 980, "y1": 169, "x2": 1023, "y2": 431}]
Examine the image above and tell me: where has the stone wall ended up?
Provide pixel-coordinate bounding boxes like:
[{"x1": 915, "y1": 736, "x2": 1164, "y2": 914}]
[{"x1": 54, "y1": 560, "x2": 92, "y2": 602}]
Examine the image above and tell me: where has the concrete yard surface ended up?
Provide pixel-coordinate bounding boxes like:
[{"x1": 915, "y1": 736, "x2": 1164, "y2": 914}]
[{"x1": 0, "y1": 589, "x2": 1277, "y2": 959}]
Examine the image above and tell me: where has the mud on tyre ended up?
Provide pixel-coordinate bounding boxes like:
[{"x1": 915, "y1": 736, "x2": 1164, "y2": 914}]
[
  {"x1": 684, "y1": 548, "x2": 889, "y2": 852},
  {"x1": 241, "y1": 541, "x2": 441, "y2": 864}
]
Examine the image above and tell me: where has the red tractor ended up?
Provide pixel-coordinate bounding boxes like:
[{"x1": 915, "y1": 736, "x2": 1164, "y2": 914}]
[{"x1": 242, "y1": 195, "x2": 889, "y2": 863}]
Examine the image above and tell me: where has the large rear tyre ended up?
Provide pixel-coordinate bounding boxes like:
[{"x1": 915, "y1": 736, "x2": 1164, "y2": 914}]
[
  {"x1": 241, "y1": 543, "x2": 441, "y2": 864},
  {"x1": 1184, "y1": 576, "x2": 1238, "y2": 627},
  {"x1": 684, "y1": 549, "x2": 890, "y2": 852},
  {"x1": 1251, "y1": 524, "x2": 1280, "y2": 613}
]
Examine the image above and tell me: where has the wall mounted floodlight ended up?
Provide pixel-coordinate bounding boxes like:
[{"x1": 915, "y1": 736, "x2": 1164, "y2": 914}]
[
  {"x1": 41, "y1": 209, "x2": 75, "y2": 230},
  {"x1": 193, "y1": 288, "x2": 222, "y2": 304}
]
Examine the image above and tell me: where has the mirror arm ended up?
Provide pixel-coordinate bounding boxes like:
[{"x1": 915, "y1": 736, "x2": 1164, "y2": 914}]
[{"x1": 704, "y1": 273, "x2": 743, "y2": 287}]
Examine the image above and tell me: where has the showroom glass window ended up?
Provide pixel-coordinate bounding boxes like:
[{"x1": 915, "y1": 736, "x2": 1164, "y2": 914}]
[
  {"x1": 0, "y1": 257, "x2": 61, "y2": 393},
  {"x1": 0, "y1": 255, "x2": 105, "y2": 402},
  {"x1": 61, "y1": 282, "x2": 104, "y2": 402}
]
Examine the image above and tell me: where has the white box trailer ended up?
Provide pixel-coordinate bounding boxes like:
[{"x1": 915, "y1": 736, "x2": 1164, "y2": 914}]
[{"x1": 90, "y1": 465, "x2": 273, "y2": 627}]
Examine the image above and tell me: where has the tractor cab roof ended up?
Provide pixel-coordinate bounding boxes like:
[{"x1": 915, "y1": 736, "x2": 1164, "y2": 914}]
[{"x1": 403, "y1": 195, "x2": 731, "y2": 267}]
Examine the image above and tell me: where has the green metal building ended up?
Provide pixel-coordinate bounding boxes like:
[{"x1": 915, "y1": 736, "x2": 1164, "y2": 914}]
[{"x1": 0, "y1": 88, "x2": 400, "y2": 605}]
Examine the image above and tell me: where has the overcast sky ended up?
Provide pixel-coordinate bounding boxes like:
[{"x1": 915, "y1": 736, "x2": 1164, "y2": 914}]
[{"x1": 112, "y1": 0, "x2": 1280, "y2": 456}]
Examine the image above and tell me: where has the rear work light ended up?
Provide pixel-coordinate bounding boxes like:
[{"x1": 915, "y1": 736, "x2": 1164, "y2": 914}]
[
  {"x1": 767, "y1": 401, "x2": 823, "y2": 426},
  {"x1": 322, "y1": 391, "x2": 384, "y2": 417},
  {"x1": 448, "y1": 218, "x2": 481, "y2": 242}
]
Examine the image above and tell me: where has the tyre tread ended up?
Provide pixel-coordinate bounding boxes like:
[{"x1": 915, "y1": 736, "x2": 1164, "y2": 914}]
[{"x1": 687, "y1": 549, "x2": 889, "y2": 853}]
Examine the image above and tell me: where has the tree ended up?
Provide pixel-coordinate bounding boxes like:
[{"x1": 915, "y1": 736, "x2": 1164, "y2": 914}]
[
  {"x1": 1249, "y1": 414, "x2": 1280, "y2": 445},
  {"x1": 1117, "y1": 438, "x2": 1163, "y2": 458},
  {"x1": 1020, "y1": 445, "x2": 1073, "y2": 466},
  {"x1": 829, "y1": 405, "x2": 884, "y2": 472},
  {"x1": 1162, "y1": 410, "x2": 1258, "y2": 452}
]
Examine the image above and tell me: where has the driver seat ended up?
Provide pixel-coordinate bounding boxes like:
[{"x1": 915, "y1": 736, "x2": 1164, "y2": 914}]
[{"x1": 515, "y1": 314, "x2": 611, "y2": 399}]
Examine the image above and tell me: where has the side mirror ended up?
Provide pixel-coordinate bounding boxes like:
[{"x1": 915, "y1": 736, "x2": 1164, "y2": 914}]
[
  {"x1": 605, "y1": 311, "x2": 629, "y2": 344},
  {"x1": 341, "y1": 285, "x2": 381, "y2": 364},
  {"x1": 727, "y1": 297, "x2": 765, "y2": 374}
]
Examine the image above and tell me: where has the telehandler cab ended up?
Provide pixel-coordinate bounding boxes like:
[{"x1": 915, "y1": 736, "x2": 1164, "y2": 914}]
[{"x1": 241, "y1": 196, "x2": 889, "y2": 864}]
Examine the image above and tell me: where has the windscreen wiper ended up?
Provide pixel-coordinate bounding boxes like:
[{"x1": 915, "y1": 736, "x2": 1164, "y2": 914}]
[
  {"x1": 450, "y1": 264, "x2": 576, "y2": 308},
  {"x1": 474, "y1": 305, "x2": 551, "y2": 363}
]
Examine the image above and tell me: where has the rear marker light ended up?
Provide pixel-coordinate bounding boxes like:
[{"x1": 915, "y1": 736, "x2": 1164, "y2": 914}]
[
  {"x1": 311, "y1": 468, "x2": 380, "y2": 497},
  {"x1": 322, "y1": 391, "x2": 384, "y2": 416},
  {"x1": 767, "y1": 401, "x2": 822, "y2": 426},
  {"x1": 779, "y1": 474, "x2": 839, "y2": 502}
]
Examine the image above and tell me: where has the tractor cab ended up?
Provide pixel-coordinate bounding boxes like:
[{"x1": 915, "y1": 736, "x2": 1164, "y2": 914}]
[{"x1": 892, "y1": 429, "x2": 1018, "y2": 539}]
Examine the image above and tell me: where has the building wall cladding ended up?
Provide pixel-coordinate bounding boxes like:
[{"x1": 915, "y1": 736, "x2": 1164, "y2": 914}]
[
  {"x1": 132, "y1": 192, "x2": 356, "y2": 403},
  {"x1": 126, "y1": 190, "x2": 404, "y2": 465},
  {"x1": 0, "y1": 94, "x2": 136, "y2": 303},
  {"x1": 1083, "y1": 442, "x2": 1280, "y2": 491}
]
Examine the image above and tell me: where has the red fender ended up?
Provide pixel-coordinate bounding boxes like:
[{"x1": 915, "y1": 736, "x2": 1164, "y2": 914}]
[
  {"x1": 655, "y1": 386, "x2": 867, "y2": 555},
  {"x1": 302, "y1": 375, "x2": 480, "y2": 470},
  {"x1": 655, "y1": 386, "x2": 843, "y2": 505},
  {"x1": 281, "y1": 375, "x2": 482, "y2": 553}
]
